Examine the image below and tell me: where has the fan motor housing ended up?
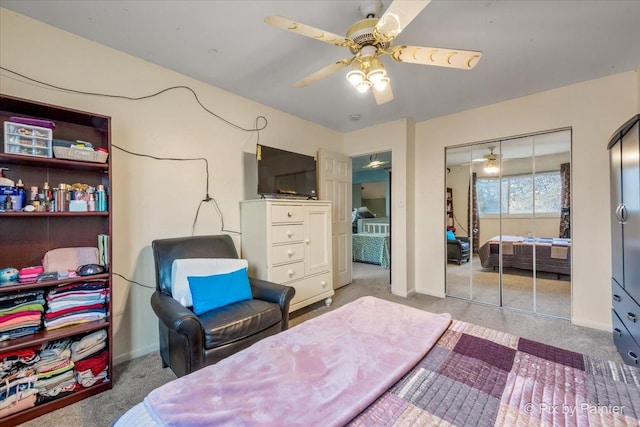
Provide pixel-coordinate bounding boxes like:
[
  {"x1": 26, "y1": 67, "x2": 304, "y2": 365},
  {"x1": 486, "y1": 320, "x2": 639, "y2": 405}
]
[{"x1": 346, "y1": 18, "x2": 389, "y2": 53}]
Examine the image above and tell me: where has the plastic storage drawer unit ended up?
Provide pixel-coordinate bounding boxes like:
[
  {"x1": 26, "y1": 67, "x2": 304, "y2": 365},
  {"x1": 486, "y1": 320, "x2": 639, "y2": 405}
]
[{"x1": 4, "y1": 121, "x2": 53, "y2": 158}]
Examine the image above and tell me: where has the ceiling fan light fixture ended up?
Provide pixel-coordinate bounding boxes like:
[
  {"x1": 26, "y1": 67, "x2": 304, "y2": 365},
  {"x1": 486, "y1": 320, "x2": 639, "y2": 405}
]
[
  {"x1": 355, "y1": 79, "x2": 373, "y2": 93},
  {"x1": 373, "y1": 76, "x2": 390, "y2": 91},
  {"x1": 266, "y1": 0, "x2": 482, "y2": 106},
  {"x1": 363, "y1": 153, "x2": 390, "y2": 169},
  {"x1": 483, "y1": 146, "x2": 500, "y2": 174},
  {"x1": 347, "y1": 69, "x2": 366, "y2": 86},
  {"x1": 483, "y1": 158, "x2": 499, "y2": 174},
  {"x1": 367, "y1": 67, "x2": 386, "y2": 84}
]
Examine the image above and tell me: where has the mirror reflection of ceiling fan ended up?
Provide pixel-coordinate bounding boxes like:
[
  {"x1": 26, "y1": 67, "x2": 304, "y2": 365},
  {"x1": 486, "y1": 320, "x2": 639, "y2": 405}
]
[
  {"x1": 471, "y1": 145, "x2": 501, "y2": 163},
  {"x1": 264, "y1": 0, "x2": 483, "y2": 105},
  {"x1": 471, "y1": 145, "x2": 502, "y2": 174}
]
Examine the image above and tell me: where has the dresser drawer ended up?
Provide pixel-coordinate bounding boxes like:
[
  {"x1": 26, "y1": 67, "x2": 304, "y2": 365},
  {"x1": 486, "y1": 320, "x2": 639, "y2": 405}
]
[
  {"x1": 270, "y1": 261, "x2": 305, "y2": 284},
  {"x1": 290, "y1": 272, "x2": 332, "y2": 306},
  {"x1": 270, "y1": 243, "x2": 304, "y2": 265},
  {"x1": 612, "y1": 309, "x2": 640, "y2": 366},
  {"x1": 612, "y1": 279, "x2": 640, "y2": 344},
  {"x1": 271, "y1": 204, "x2": 303, "y2": 223},
  {"x1": 271, "y1": 224, "x2": 304, "y2": 244}
]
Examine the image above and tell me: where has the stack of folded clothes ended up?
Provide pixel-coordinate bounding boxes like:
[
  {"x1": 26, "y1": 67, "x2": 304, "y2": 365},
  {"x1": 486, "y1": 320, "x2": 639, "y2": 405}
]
[
  {"x1": 44, "y1": 282, "x2": 108, "y2": 331},
  {"x1": 0, "y1": 290, "x2": 45, "y2": 341},
  {"x1": 17, "y1": 266, "x2": 44, "y2": 284},
  {"x1": 71, "y1": 329, "x2": 108, "y2": 388},
  {"x1": 33, "y1": 339, "x2": 77, "y2": 404},
  {"x1": 0, "y1": 346, "x2": 40, "y2": 418}
]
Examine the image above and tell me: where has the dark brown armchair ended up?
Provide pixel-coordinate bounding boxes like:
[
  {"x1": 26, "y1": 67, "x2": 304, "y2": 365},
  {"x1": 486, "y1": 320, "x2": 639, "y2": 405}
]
[
  {"x1": 447, "y1": 236, "x2": 471, "y2": 265},
  {"x1": 151, "y1": 235, "x2": 295, "y2": 378}
]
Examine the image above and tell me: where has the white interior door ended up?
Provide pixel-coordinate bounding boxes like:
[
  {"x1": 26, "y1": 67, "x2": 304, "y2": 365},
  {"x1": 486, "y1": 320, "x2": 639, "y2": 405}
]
[{"x1": 317, "y1": 148, "x2": 352, "y2": 289}]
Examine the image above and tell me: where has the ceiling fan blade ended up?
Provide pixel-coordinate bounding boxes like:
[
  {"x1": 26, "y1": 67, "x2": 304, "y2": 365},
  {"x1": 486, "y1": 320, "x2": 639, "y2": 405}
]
[
  {"x1": 372, "y1": 81, "x2": 394, "y2": 105},
  {"x1": 294, "y1": 58, "x2": 353, "y2": 88},
  {"x1": 375, "y1": 0, "x2": 431, "y2": 42},
  {"x1": 390, "y1": 45, "x2": 482, "y2": 69},
  {"x1": 265, "y1": 15, "x2": 357, "y2": 49}
]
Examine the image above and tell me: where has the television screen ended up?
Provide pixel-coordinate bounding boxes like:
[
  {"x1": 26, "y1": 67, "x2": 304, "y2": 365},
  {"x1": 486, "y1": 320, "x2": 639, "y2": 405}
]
[{"x1": 257, "y1": 144, "x2": 317, "y2": 198}]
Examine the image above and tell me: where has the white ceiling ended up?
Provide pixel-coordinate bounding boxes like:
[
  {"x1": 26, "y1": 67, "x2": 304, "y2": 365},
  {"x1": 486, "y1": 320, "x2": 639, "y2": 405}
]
[{"x1": 1, "y1": 1, "x2": 640, "y2": 133}]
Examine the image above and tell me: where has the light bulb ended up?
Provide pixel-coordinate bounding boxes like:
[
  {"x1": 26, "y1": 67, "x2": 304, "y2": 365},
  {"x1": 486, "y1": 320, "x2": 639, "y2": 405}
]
[
  {"x1": 373, "y1": 77, "x2": 389, "y2": 91},
  {"x1": 346, "y1": 70, "x2": 365, "y2": 87},
  {"x1": 367, "y1": 68, "x2": 386, "y2": 84},
  {"x1": 483, "y1": 159, "x2": 500, "y2": 174},
  {"x1": 355, "y1": 80, "x2": 372, "y2": 93}
]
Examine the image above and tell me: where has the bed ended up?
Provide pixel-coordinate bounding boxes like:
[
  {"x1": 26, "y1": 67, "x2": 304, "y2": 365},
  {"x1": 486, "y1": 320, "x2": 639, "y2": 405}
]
[
  {"x1": 352, "y1": 233, "x2": 390, "y2": 268},
  {"x1": 478, "y1": 235, "x2": 571, "y2": 276},
  {"x1": 115, "y1": 296, "x2": 640, "y2": 427},
  {"x1": 352, "y1": 219, "x2": 390, "y2": 268},
  {"x1": 357, "y1": 217, "x2": 390, "y2": 234}
]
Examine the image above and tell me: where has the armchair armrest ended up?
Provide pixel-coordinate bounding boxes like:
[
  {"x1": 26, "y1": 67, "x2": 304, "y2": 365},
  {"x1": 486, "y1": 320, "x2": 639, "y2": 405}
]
[
  {"x1": 447, "y1": 238, "x2": 462, "y2": 247},
  {"x1": 249, "y1": 277, "x2": 296, "y2": 330},
  {"x1": 151, "y1": 291, "x2": 204, "y2": 341}
]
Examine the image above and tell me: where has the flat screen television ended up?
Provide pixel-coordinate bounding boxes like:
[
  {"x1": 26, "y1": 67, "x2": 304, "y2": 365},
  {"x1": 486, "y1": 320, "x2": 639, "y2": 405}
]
[{"x1": 257, "y1": 144, "x2": 317, "y2": 199}]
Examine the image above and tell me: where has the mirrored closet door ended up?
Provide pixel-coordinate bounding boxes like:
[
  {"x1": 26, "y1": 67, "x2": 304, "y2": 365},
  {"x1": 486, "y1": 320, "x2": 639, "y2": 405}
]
[{"x1": 445, "y1": 129, "x2": 571, "y2": 319}]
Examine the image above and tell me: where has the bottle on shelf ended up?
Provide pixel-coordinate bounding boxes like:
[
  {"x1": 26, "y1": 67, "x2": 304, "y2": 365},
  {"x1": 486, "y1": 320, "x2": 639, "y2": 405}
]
[
  {"x1": 16, "y1": 179, "x2": 26, "y2": 210},
  {"x1": 43, "y1": 181, "x2": 53, "y2": 212},
  {"x1": 56, "y1": 183, "x2": 67, "y2": 212},
  {"x1": 96, "y1": 185, "x2": 107, "y2": 212}
]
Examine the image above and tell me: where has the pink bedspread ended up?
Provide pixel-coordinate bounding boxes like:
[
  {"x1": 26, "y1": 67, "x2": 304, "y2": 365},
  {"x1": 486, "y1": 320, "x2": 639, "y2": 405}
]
[{"x1": 144, "y1": 296, "x2": 451, "y2": 426}]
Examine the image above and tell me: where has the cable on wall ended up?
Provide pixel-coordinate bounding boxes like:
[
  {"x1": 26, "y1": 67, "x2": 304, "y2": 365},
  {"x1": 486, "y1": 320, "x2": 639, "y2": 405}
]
[
  {"x1": 0, "y1": 66, "x2": 268, "y2": 133},
  {"x1": 1, "y1": 66, "x2": 249, "y2": 234},
  {"x1": 110, "y1": 144, "x2": 236, "y2": 235},
  {"x1": 1, "y1": 66, "x2": 254, "y2": 290},
  {"x1": 111, "y1": 272, "x2": 155, "y2": 290}
]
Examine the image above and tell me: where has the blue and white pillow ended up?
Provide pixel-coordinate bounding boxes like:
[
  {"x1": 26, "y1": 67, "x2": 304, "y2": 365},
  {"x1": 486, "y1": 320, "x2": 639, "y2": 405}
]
[{"x1": 171, "y1": 258, "x2": 249, "y2": 307}]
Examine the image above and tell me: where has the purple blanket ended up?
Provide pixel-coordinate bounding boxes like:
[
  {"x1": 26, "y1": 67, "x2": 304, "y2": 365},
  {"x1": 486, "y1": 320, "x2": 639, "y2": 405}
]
[
  {"x1": 144, "y1": 296, "x2": 451, "y2": 426},
  {"x1": 350, "y1": 320, "x2": 640, "y2": 426}
]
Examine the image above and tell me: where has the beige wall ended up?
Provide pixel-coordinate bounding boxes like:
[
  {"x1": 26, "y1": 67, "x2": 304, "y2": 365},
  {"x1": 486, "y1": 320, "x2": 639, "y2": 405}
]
[
  {"x1": 0, "y1": 9, "x2": 342, "y2": 363},
  {"x1": 343, "y1": 119, "x2": 413, "y2": 296},
  {"x1": 2, "y1": 7, "x2": 639, "y2": 364},
  {"x1": 416, "y1": 71, "x2": 639, "y2": 330}
]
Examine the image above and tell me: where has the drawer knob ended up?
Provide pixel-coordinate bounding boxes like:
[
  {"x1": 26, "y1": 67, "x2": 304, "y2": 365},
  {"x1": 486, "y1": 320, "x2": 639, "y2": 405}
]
[
  {"x1": 287, "y1": 231, "x2": 293, "y2": 237},
  {"x1": 287, "y1": 250, "x2": 294, "y2": 257},
  {"x1": 305, "y1": 239, "x2": 310, "y2": 244},
  {"x1": 288, "y1": 270, "x2": 295, "y2": 277},
  {"x1": 613, "y1": 294, "x2": 621, "y2": 302},
  {"x1": 321, "y1": 280, "x2": 327, "y2": 288},
  {"x1": 613, "y1": 328, "x2": 622, "y2": 338},
  {"x1": 287, "y1": 211, "x2": 293, "y2": 218},
  {"x1": 627, "y1": 312, "x2": 637, "y2": 323},
  {"x1": 628, "y1": 351, "x2": 638, "y2": 364}
]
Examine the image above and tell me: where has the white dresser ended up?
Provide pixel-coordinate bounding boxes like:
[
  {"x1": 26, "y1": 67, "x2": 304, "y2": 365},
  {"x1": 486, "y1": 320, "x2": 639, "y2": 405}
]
[{"x1": 240, "y1": 199, "x2": 334, "y2": 312}]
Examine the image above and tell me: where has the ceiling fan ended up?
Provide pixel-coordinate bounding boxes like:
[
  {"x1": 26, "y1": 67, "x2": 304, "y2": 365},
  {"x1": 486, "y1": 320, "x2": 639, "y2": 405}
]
[
  {"x1": 265, "y1": 0, "x2": 483, "y2": 105},
  {"x1": 472, "y1": 145, "x2": 501, "y2": 174},
  {"x1": 362, "y1": 154, "x2": 389, "y2": 169}
]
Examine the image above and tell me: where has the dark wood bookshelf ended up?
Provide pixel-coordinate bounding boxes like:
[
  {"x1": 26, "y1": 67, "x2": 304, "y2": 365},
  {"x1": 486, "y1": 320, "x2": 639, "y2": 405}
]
[{"x1": 0, "y1": 94, "x2": 113, "y2": 426}]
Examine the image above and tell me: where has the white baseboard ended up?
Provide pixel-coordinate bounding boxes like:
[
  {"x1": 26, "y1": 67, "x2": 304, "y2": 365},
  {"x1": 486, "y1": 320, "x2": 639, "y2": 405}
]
[
  {"x1": 571, "y1": 317, "x2": 611, "y2": 332},
  {"x1": 391, "y1": 288, "x2": 408, "y2": 297},
  {"x1": 416, "y1": 289, "x2": 446, "y2": 299},
  {"x1": 113, "y1": 343, "x2": 159, "y2": 366}
]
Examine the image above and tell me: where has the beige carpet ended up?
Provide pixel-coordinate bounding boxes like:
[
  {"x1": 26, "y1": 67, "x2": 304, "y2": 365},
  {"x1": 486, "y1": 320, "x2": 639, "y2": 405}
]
[
  {"x1": 446, "y1": 254, "x2": 571, "y2": 319},
  {"x1": 20, "y1": 262, "x2": 618, "y2": 426}
]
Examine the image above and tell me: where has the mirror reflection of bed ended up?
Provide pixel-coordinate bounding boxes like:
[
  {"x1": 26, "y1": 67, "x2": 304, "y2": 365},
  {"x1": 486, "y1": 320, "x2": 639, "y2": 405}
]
[{"x1": 445, "y1": 129, "x2": 571, "y2": 320}]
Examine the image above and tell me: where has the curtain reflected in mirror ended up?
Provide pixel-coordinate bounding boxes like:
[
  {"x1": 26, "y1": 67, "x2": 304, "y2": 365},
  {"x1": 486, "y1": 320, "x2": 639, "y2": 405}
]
[{"x1": 445, "y1": 129, "x2": 571, "y2": 320}]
